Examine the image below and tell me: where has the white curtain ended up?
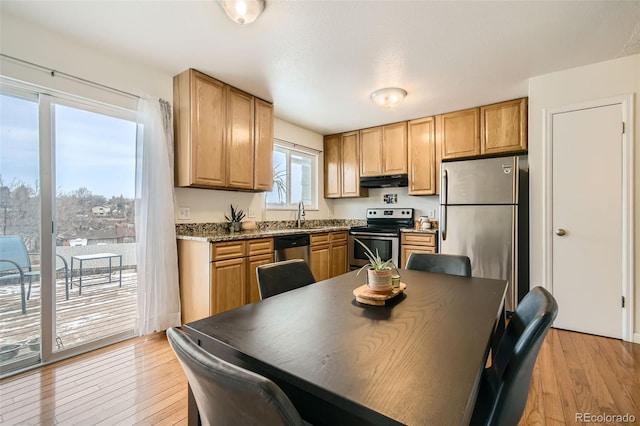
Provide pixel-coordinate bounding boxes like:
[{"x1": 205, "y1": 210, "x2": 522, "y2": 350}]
[{"x1": 135, "y1": 96, "x2": 181, "y2": 335}]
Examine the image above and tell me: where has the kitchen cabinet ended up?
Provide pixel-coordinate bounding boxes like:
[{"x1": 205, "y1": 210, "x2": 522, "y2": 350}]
[
  {"x1": 177, "y1": 237, "x2": 273, "y2": 323},
  {"x1": 400, "y1": 233, "x2": 437, "y2": 268},
  {"x1": 359, "y1": 123, "x2": 407, "y2": 177},
  {"x1": 480, "y1": 98, "x2": 527, "y2": 155},
  {"x1": 324, "y1": 132, "x2": 367, "y2": 198},
  {"x1": 437, "y1": 107, "x2": 481, "y2": 160},
  {"x1": 310, "y1": 231, "x2": 348, "y2": 281},
  {"x1": 437, "y1": 98, "x2": 528, "y2": 161},
  {"x1": 253, "y1": 99, "x2": 275, "y2": 191},
  {"x1": 408, "y1": 117, "x2": 436, "y2": 195},
  {"x1": 173, "y1": 68, "x2": 273, "y2": 191}
]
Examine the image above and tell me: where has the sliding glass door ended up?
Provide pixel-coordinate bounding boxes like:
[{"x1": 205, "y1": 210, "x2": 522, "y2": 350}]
[
  {"x1": 0, "y1": 90, "x2": 42, "y2": 372},
  {"x1": 1, "y1": 83, "x2": 138, "y2": 375}
]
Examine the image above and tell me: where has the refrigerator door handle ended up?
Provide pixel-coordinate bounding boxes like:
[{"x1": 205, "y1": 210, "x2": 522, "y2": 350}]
[
  {"x1": 441, "y1": 168, "x2": 448, "y2": 240},
  {"x1": 441, "y1": 168, "x2": 448, "y2": 205},
  {"x1": 441, "y1": 204, "x2": 447, "y2": 240}
]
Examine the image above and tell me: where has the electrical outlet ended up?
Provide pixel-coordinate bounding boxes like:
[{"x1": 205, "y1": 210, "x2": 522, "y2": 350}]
[
  {"x1": 247, "y1": 209, "x2": 256, "y2": 218},
  {"x1": 427, "y1": 209, "x2": 436, "y2": 219},
  {"x1": 178, "y1": 207, "x2": 191, "y2": 220}
]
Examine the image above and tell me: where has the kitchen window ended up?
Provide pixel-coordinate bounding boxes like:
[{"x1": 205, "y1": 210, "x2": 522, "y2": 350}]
[{"x1": 266, "y1": 141, "x2": 317, "y2": 210}]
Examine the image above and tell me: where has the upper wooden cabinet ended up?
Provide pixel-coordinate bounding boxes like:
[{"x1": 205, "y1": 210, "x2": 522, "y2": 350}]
[
  {"x1": 437, "y1": 107, "x2": 481, "y2": 160},
  {"x1": 359, "y1": 122, "x2": 407, "y2": 177},
  {"x1": 359, "y1": 126, "x2": 383, "y2": 177},
  {"x1": 408, "y1": 117, "x2": 436, "y2": 195},
  {"x1": 173, "y1": 69, "x2": 273, "y2": 191},
  {"x1": 437, "y1": 98, "x2": 528, "y2": 161},
  {"x1": 253, "y1": 99, "x2": 274, "y2": 191},
  {"x1": 481, "y1": 98, "x2": 528, "y2": 155},
  {"x1": 324, "y1": 132, "x2": 367, "y2": 198}
]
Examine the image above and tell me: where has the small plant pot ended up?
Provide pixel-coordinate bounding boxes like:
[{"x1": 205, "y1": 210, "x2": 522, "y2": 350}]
[{"x1": 367, "y1": 268, "x2": 393, "y2": 293}]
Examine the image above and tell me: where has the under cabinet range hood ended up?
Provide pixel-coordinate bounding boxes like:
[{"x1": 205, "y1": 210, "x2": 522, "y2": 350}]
[{"x1": 359, "y1": 174, "x2": 409, "y2": 188}]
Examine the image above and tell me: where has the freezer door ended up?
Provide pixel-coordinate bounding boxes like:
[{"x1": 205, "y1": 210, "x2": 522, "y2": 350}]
[
  {"x1": 440, "y1": 205, "x2": 517, "y2": 311},
  {"x1": 441, "y1": 156, "x2": 518, "y2": 205}
]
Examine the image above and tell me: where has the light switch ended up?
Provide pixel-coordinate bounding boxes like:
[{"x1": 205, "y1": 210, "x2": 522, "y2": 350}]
[{"x1": 178, "y1": 207, "x2": 191, "y2": 220}]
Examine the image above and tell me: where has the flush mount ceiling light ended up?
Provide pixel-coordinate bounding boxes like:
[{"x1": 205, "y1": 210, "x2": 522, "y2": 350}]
[
  {"x1": 370, "y1": 87, "x2": 408, "y2": 109},
  {"x1": 220, "y1": 0, "x2": 265, "y2": 25}
]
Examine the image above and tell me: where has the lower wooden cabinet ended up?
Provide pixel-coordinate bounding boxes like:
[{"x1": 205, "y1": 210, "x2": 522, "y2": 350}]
[
  {"x1": 400, "y1": 233, "x2": 437, "y2": 268},
  {"x1": 178, "y1": 237, "x2": 273, "y2": 324},
  {"x1": 310, "y1": 231, "x2": 348, "y2": 281}
]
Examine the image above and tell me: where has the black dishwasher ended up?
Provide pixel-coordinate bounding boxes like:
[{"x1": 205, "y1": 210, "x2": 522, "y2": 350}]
[{"x1": 273, "y1": 234, "x2": 310, "y2": 263}]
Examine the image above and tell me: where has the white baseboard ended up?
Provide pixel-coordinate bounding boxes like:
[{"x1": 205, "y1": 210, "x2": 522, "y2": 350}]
[{"x1": 634, "y1": 332, "x2": 640, "y2": 344}]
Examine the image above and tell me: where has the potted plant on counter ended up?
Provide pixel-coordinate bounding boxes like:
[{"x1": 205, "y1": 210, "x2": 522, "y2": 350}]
[
  {"x1": 354, "y1": 238, "x2": 397, "y2": 293},
  {"x1": 225, "y1": 205, "x2": 245, "y2": 232}
]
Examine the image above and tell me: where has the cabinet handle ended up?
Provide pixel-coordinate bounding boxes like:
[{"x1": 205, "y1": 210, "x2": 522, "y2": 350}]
[{"x1": 555, "y1": 228, "x2": 566, "y2": 236}]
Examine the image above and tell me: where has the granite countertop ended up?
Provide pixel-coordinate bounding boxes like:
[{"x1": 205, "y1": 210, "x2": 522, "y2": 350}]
[
  {"x1": 400, "y1": 228, "x2": 438, "y2": 235},
  {"x1": 175, "y1": 220, "x2": 362, "y2": 243}
]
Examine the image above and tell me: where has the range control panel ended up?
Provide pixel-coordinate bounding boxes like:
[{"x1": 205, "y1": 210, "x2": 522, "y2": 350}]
[{"x1": 365, "y1": 208, "x2": 414, "y2": 220}]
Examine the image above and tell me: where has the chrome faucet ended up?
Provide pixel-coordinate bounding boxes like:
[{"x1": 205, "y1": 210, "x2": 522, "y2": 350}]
[{"x1": 297, "y1": 200, "x2": 306, "y2": 228}]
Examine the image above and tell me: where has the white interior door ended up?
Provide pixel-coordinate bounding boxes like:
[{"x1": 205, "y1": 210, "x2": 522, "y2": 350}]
[{"x1": 551, "y1": 103, "x2": 622, "y2": 339}]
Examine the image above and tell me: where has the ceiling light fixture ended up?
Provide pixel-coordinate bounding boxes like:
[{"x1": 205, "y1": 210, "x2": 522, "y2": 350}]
[
  {"x1": 370, "y1": 87, "x2": 408, "y2": 109},
  {"x1": 220, "y1": 0, "x2": 265, "y2": 25}
]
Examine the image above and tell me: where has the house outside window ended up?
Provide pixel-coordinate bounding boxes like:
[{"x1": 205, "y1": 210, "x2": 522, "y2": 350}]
[{"x1": 266, "y1": 141, "x2": 318, "y2": 210}]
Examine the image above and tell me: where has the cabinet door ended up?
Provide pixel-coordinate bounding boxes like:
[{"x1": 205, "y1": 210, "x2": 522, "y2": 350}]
[
  {"x1": 254, "y1": 99, "x2": 274, "y2": 191},
  {"x1": 408, "y1": 117, "x2": 436, "y2": 195},
  {"x1": 341, "y1": 131, "x2": 362, "y2": 197},
  {"x1": 382, "y1": 122, "x2": 408, "y2": 175},
  {"x1": 177, "y1": 239, "x2": 211, "y2": 324},
  {"x1": 226, "y1": 87, "x2": 255, "y2": 190},
  {"x1": 174, "y1": 70, "x2": 226, "y2": 188},
  {"x1": 310, "y1": 245, "x2": 330, "y2": 282},
  {"x1": 324, "y1": 134, "x2": 342, "y2": 198},
  {"x1": 359, "y1": 126, "x2": 383, "y2": 177},
  {"x1": 247, "y1": 253, "x2": 274, "y2": 303},
  {"x1": 481, "y1": 98, "x2": 527, "y2": 155},
  {"x1": 437, "y1": 108, "x2": 480, "y2": 160},
  {"x1": 330, "y1": 242, "x2": 348, "y2": 278},
  {"x1": 212, "y1": 257, "x2": 246, "y2": 314},
  {"x1": 401, "y1": 245, "x2": 437, "y2": 268}
]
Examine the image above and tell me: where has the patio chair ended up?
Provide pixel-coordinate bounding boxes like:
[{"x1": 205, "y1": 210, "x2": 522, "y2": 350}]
[{"x1": 0, "y1": 235, "x2": 69, "y2": 314}]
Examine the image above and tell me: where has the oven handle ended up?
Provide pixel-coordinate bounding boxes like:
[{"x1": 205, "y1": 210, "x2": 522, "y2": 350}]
[{"x1": 349, "y1": 231, "x2": 398, "y2": 238}]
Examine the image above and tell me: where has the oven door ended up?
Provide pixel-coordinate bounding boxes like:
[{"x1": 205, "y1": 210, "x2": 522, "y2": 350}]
[{"x1": 348, "y1": 232, "x2": 399, "y2": 269}]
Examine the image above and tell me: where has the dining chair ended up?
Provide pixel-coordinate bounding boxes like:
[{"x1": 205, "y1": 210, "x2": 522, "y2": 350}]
[
  {"x1": 470, "y1": 286, "x2": 558, "y2": 426},
  {"x1": 405, "y1": 253, "x2": 472, "y2": 277},
  {"x1": 166, "y1": 327, "x2": 306, "y2": 426},
  {"x1": 256, "y1": 259, "x2": 316, "y2": 300},
  {"x1": 0, "y1": 235, "x2": 70, "y2": 313}
]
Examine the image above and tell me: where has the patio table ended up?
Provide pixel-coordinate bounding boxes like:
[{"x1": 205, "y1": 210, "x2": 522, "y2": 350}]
[{"x1": 70, "y1": 253, "x2": 122, "y2": 295}]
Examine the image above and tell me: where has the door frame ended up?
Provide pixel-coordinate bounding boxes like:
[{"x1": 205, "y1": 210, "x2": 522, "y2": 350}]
[{"x1": 542, "y1": 94, "x2": 634, "y2": 342}]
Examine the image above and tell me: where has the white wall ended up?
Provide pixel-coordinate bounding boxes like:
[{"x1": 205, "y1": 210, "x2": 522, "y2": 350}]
[
  {"x1": 0, "y1": 13, "x2": 172, "y2": 107},
  {"x1": 528, "y1": 54, "x2": 640, "y2": 337}
]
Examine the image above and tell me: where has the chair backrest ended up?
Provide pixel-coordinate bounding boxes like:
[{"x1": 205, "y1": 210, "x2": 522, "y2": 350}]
[
  {"x1": 256, "y1": 259, "x2": 316, "y2": 300},
  {"x1": 0, "y1": 235, "x2": 31, "y2": 273},
  {"x1": 473, "y1": 286, "x2": 558, "y2": 425},
  {"x1": 167, "y1": 327, "x2": 304, "y2": 426},
  {"x1": 405, "y1": 253, "x2": 472, "y2": 277}
]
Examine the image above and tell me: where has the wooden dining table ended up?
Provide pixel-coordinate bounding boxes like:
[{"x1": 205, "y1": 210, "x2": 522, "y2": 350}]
[{"x1": 184, "y1": 269, "x2": 507, "y2": 425}]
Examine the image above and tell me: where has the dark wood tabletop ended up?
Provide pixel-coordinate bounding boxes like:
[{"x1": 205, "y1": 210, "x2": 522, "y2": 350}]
[{"x1": 185, "y1": 269, "x2": 507, "y2": 426}]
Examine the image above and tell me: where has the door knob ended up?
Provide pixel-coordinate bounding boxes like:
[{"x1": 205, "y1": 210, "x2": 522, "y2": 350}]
[{"x1": 555, "y1": 229, "x2": 566, "y2": 236}]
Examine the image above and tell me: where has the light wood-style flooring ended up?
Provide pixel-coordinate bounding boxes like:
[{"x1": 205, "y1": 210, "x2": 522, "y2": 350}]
[{"x1": 0, "y1": 328, "x2": 638, "y2": 425}]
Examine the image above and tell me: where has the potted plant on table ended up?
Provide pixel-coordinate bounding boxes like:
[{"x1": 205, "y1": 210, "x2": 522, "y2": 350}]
[
  {"x1": 354, "y1": 238, "x2": 399, "y2": 292},
  {"x1": 225, "y1": 205, "x2": 245, "y2": 232}
]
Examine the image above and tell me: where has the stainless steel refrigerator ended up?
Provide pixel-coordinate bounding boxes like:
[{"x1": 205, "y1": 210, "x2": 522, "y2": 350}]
[{"x1": 439, "y1": 156, "x2": 529, "y2": 312}]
